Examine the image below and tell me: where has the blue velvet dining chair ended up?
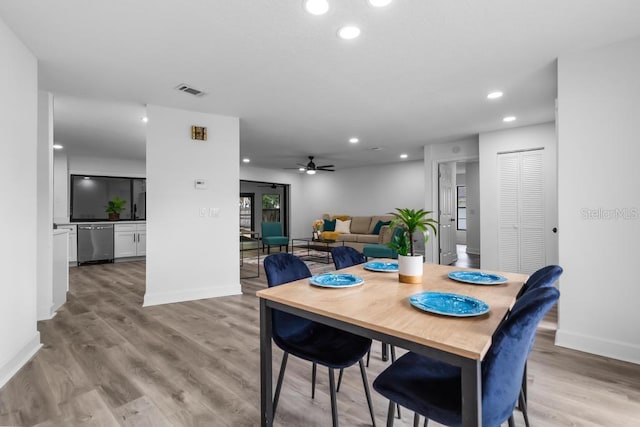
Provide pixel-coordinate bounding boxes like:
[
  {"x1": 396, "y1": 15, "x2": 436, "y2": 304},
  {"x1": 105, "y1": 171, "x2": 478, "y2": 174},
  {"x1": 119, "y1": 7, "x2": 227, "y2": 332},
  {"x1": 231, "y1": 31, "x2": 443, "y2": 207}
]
[
  {"x1": 515, "y1": 264, "x2": 563, "y2": 427},
  {"x1": 261, "y1": 222, "x2": 289, "y2": 254},
  {"x1": 332, "y1": 246, "x2": 366, "y2": 270},
  {"x1": 263, "y1": 253, "x2": 376, "y2": 426},
  {"x1": 372, "y1": 286, "x2": 560, "y2": 427}
]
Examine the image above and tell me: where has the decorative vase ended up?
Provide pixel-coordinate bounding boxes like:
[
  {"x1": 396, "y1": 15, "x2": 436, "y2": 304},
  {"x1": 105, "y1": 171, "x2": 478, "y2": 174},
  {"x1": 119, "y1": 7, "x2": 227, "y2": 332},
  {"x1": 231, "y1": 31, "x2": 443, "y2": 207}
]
[{"x1": 398, "y1": 254, "x2": 423, "y2": 284}]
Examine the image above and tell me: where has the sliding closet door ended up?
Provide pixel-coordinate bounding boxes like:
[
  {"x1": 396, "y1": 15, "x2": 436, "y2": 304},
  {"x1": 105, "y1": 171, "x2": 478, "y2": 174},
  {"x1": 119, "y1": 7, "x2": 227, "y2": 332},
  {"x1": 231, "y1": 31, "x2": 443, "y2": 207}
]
[{"x1": 498, "y1": 149, "x2": 545, "y2": 274}]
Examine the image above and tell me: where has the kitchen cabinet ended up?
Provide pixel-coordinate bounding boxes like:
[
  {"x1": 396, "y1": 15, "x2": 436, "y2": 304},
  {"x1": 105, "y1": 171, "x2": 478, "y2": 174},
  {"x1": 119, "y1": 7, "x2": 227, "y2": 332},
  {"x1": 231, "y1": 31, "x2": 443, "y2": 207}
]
[
  {"x1": 114, "y1": 223, "x2": 146, "y2": 258},
  {"x1": 56, "y1": 224, "x2": 77, "y2": 265}
]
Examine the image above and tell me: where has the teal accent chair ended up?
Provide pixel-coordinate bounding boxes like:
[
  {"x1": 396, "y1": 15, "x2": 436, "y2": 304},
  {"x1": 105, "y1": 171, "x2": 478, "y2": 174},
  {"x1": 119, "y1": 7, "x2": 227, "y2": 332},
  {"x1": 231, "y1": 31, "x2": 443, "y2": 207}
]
[
  {"x1": 362, "y1": 227, "x2": 403, "y2": 260},
  {"x1": 261, "y1": 222, "x2": 289, "y2": 254}
]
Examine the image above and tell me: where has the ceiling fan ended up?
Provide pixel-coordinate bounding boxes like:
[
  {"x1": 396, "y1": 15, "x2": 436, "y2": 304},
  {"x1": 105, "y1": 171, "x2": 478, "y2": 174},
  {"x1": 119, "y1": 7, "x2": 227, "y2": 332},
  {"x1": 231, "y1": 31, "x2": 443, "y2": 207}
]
[{"x1": 287, "y1": 156, "x2": 335, "y2": 174}]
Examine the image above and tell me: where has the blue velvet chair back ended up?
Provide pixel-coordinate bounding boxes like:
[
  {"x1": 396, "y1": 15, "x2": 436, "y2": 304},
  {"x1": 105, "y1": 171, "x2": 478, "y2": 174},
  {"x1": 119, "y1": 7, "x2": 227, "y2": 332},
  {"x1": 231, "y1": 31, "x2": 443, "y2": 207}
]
[
  {"x1": 332, "y1": 246, "x2": 365, "y2": 270},
  {"x1": 481, "y1": 286, "x2": 559, "y2": 426},
  {"x1": 262, "y1": 222, "x2": 283, "y2": 238},
  {"x1": 263, "y1": 253, "x2": 313, "y2": 346},
  {"x1": 522, "y1": 265, "x2": 563, "y2": 295}
]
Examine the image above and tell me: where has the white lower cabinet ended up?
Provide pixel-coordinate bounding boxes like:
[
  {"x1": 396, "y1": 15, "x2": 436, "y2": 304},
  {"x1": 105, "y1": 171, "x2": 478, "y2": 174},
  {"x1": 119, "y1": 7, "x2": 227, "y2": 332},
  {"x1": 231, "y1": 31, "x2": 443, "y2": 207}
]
[
  {"x1": 114, "y1": 223, "x2": 146, "y2": 258},
  {"x1": 56, "y1": 224, "x2": 77, "y2": 264}
]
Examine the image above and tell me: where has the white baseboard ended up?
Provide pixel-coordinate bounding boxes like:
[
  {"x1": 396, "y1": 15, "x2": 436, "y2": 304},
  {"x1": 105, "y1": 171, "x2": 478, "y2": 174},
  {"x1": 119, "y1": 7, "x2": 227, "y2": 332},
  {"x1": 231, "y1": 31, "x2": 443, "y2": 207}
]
[
  {"x1": 556, "y1": 328, "x2": 640, "y2": 365},
  {"x1": 0, "y1": 333, "x2": 42, "y2": 389},
  {"x1": 466, "y1": 247, "x2": 480, "y2": 255},
  {"x1": 143, "y1": 284, "x2": 242, "y2": 307}
]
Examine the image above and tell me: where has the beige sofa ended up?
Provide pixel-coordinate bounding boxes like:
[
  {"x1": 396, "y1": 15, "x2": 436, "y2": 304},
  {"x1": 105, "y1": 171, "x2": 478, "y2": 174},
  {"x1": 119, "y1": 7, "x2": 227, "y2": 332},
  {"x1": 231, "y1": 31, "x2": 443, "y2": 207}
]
[{"x1": 319, "y1": 214, "x2": 395, "y2": 252}]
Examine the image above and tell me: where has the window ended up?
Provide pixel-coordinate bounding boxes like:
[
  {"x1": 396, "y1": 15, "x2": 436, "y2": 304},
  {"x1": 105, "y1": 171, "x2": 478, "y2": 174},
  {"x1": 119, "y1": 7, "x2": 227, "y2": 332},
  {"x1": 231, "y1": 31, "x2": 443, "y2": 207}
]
[
  {"x1": 70, "y1": 175, "x2": 146, "y2": 221},
  {"x1": 457, "y1": 185, "x2": 467, "y2": 231},
  {"x1": 262, "y1": 194, "x2": 280, "y2": 222},
  {"x1": 239, "y1": 193, "x2": 254, "y2": 231}
]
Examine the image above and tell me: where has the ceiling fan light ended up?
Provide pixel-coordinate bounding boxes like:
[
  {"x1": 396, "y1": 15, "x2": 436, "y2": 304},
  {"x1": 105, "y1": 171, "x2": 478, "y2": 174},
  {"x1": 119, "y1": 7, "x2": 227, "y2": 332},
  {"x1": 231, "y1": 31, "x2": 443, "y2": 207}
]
[
  {"x1": 338, "y1": 26, "x2": 361, "y2": 40},
  {"x1": 306, "y1": 169, "x2": 317, "y2": 175}
]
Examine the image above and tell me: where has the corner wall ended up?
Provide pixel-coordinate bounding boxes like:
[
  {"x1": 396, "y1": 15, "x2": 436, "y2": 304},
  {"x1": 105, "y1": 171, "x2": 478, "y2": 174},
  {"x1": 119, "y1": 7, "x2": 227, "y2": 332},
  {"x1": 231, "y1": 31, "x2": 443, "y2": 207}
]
[
  {"x1": 556, "y1": 36, "x2": 640, "y2": 364},
  {"x1": 144, "y1": 105, "x2": 240, "y2": 306},
  {"x1": 0, "y1": 17, "x2": 41, "y2": 388}
]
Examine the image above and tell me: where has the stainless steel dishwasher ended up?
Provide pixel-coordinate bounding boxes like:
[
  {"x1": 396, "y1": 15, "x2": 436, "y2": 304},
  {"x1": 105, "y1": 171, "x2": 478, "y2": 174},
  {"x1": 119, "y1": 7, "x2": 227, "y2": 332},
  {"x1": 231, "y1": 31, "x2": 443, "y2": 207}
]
[{"x1": 77, "y1": 224, "x2": 114, "y2": 264}]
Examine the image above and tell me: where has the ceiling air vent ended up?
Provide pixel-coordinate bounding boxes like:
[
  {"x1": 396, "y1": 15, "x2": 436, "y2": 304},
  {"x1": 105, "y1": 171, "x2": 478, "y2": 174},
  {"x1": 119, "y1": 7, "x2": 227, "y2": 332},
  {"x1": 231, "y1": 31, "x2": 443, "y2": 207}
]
[{"x1": 175, "y1": 84, "x2": 206, "y2": 97}]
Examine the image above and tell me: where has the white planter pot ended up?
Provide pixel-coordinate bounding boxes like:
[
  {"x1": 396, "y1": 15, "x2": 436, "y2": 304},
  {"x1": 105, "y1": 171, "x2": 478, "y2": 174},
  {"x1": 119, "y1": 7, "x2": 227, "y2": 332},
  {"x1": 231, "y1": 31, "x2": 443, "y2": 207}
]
[{"x1": 398, "y1": 254, "x2": 424, "y2": 284}]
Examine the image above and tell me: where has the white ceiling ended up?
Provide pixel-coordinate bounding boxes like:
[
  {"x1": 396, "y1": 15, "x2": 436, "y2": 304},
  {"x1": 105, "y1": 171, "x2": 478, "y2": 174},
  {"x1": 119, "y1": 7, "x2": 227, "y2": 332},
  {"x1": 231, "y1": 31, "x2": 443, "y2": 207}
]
[{"x1": 2, "y1": 0, "x2": 640, "y2": 169}]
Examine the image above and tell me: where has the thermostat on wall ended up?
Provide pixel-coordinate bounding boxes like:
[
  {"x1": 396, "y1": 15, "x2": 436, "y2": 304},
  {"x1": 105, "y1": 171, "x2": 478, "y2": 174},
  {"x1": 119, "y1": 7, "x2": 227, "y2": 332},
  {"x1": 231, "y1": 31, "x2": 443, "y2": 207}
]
[{"x1": 195, "y1": 179, "x2": 207, "y2": 190}]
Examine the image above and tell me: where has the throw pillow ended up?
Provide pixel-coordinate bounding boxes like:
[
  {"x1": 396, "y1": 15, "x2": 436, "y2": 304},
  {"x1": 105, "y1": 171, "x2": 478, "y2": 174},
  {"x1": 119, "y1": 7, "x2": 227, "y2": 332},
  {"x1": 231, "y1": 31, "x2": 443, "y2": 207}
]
[
  {"x1": 323, "y1": 219, "x2": 336, "y2": 232},
  {"x1": 335, "y1": 218, "x2": 351, "y2": 234},
  {"x1": 372, "y1": 220, "x2": 391, "y2": 235}
]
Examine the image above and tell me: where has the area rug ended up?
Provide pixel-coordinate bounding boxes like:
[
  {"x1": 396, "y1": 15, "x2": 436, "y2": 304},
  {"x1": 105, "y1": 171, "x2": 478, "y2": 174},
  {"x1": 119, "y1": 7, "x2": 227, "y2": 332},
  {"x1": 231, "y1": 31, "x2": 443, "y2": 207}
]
[{"x1": 241, "y1": 248, "x2": 336, "y2": 274}]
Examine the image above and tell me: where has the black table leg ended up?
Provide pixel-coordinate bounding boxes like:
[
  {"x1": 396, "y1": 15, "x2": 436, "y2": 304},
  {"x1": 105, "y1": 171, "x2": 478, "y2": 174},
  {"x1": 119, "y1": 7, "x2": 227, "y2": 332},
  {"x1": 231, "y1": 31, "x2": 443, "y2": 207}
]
[
  {"x1": 260, "y1": 299, "x2": 273, "y2": 426},
  {"x1": 460, "y1": 359, "x2": 481, "y2": 426}
]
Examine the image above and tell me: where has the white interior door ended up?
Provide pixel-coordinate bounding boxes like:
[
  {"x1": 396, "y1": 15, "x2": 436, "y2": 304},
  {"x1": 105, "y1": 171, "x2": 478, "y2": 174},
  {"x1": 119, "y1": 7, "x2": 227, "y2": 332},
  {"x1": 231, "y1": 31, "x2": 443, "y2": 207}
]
[
  {"x1": 439, "y1": 162, "x2": 457, "y2": 265},
  {"x1": 498, "y1": 149, "x2": 546, "y2": 274}
]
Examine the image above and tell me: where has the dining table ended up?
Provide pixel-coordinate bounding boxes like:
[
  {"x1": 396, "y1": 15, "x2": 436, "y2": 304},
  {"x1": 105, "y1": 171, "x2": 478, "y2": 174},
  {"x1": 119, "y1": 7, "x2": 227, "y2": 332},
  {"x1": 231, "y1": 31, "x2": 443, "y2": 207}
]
[{"x1": 257, "y1": 261, "x2": 528, "y2": 426}]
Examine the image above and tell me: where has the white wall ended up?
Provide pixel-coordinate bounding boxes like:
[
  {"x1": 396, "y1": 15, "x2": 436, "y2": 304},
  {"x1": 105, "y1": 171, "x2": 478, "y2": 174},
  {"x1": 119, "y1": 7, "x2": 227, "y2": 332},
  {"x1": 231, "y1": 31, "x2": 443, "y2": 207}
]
[
  {"x1": 556, "y1": 36, "x2": 640, "y2": 364},
  {"x1": 478, "y1": 122, "x2": 557, "y2": 271},
  {"x1": 37, "y1": 91, "x2": 55, "y2": 320},
  {"x1": 53, "y1": 152, "x2": 69, "y2": 222},
  {"x1": 424, "y1": 137, "x2": 480, "y2": 263},
  {"x1": 465, "y1": 161, "x2": 480, "y2": 254},
  {"x1": 0, "y1": 17, "x2": 41, "y2": 388},
  {"x1": 296, "y1": 160, "x2": 425, "y2": 229},
  {"x1": 145, "y1": 105, "x2": 240, "y2": 306}
]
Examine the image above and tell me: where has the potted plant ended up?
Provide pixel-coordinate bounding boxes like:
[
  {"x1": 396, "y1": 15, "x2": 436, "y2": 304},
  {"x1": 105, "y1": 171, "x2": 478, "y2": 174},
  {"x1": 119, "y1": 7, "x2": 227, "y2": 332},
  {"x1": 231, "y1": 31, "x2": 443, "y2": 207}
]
[
  {"x1": 387, "y1": 208, "x2": 438, "y2": 283},
  {"x1": 105, "y1": 196, "x2": 127, "y2": 220}
]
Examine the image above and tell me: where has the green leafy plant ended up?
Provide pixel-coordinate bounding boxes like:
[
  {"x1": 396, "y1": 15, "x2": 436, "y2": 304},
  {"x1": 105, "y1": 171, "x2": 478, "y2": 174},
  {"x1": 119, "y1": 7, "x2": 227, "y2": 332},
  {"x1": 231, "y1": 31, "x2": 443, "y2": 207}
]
[
  {"x1": 105, "y1": 196, "x2": 127, "y2": 214},
  {"x1": 386, "y1": 208, "x2": 438, "y2": 256}
]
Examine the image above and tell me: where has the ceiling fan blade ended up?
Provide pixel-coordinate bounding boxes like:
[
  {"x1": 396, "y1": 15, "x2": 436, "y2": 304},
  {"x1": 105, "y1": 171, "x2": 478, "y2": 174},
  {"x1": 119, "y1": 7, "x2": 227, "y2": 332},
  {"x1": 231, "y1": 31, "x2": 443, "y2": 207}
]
[
  {"x1": 316, "y1": 164, "x2": 334, "y2": 169},
  {"x1": 319, "y1": 169, "x2": 335, "y2": 172}
]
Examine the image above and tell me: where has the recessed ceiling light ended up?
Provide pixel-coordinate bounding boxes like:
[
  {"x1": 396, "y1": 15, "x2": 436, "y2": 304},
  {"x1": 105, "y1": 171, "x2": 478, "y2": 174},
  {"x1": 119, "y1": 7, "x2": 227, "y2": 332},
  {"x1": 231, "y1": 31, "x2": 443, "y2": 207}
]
[
  {"x1": 306, "y1": 169, "x2": 317, "y2": 175},
  {"x1": 53, "y1": 144, "x2": 63, "y2": 150},
  {"x1": 349, "y1": 137, "x2": 359, "y2": 143},
  {"x1": 503, "y1": 116, "x2": 517, "y2": 123},
  {"x1": 141, "y1": 116, "x2": 149, "y2": 123},
  {"x1": 400, "y1": 153, "x2": 408, "y2": 159},
  {"x1": 242, "y1": 158, "x2": 250, "y2": 163},
  {"x1": 304, "y1": 0, "x2": 329, "y2": 15},
  {"x1": 368, "y1": 0, "x2": 393, "y2": 7},
  {"x1": 487, "y1": 91, "x2": 503, "y2": 100},
  {"x1": 338, "y1": 26, "x2": 361, "y2": 40}
]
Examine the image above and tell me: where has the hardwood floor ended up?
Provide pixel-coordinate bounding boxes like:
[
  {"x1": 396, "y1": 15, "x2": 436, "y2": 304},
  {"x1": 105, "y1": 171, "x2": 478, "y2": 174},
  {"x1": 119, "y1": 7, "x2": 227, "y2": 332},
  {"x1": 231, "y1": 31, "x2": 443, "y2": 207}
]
[{"x1": 1, "y1": 261, "x2": 639, "y2": 426}]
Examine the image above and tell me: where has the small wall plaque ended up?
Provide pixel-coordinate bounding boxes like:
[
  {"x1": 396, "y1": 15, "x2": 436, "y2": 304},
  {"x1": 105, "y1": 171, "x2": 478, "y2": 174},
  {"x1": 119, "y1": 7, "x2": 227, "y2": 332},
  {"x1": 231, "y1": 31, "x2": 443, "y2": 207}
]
[{"x1": 191, "y1": 126, "x2": 207, "y2": 141}]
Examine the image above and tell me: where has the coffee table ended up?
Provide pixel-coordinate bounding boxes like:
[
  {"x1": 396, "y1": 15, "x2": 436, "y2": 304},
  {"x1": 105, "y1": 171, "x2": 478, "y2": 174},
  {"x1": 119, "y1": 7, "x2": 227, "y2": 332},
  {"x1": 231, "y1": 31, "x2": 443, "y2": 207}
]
[{"x1": 290, "y1": 237, "x2": 344, "y2": 264}]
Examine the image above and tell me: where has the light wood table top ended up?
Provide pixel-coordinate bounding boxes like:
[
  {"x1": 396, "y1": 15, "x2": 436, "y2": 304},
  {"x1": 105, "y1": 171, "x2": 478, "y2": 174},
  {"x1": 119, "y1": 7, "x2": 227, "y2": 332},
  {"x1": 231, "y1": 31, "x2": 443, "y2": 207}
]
[{"x1": 257, "y1": 262, "x2": 527, "y2": 360}]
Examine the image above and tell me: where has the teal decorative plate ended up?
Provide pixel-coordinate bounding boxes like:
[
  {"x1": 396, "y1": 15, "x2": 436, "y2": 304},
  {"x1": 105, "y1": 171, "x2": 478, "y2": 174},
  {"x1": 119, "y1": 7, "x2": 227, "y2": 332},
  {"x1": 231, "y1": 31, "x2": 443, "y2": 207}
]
[
  {"x1": 309, "y1": 273, "x2": 365, "y2": 288},
  {"x1": 409, "y1": 292, "x2": 490, "y2": 317},
  {"x1": 448, "y1": 270, "x2": 508, "y2": 285},
  {"x1": 363, "y1": 261, "x2": 399, "y2": 272}
]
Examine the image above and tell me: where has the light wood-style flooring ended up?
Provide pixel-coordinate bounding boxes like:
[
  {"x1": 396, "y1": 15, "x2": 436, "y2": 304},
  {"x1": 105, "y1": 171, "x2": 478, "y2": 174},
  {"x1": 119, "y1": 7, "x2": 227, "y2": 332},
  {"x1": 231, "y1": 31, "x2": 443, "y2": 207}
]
[{"x1": 1, "y1": 260, "x2": 639, "y2": 426}]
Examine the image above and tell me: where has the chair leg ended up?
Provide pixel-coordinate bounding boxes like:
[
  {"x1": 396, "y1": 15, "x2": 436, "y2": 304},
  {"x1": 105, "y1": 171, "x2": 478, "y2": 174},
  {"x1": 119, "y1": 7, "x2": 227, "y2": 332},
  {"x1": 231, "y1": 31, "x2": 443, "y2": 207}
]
[
  {"x1": 519, "y1": 388, "x2": 531, "y2": 427},
  {"x1": 328, "y1": 367, "x2": 339, "y2": 427},
  {"x1": 382, "y1": 342, "x2": 388, "y2": 361},
  {"x1": 273, "y1": 352, "x2": 289, "y2": 416},
  {"x1": 312, "y1": 362, "x2": 317, "y2": 399},
  {"x1": 337, "y1": 368, "x2": 344, "y2": 392},
  {"x1": 413, "y1": 413, "x2": 420, "y2": 427},
  {"x1": 366, "y1": 349, "x2": 371, "y2": 367},
  {"x1": 390, "y1": 346, "x2": 400, "y2": 419},
  {"x1": 508, "y1": 414, "x2": 516, "y2": 427},
  {"x1": 520, "y1": 363, "x2": 528, "y2": 408},
  {"x1": 358, "y1": 359, "x2": 376, "y2": 427},
  {"x1": 386, "y1": 400, "x2": 395, "y2": 427}
]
